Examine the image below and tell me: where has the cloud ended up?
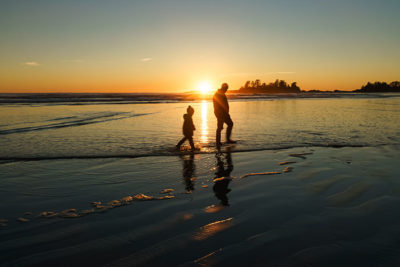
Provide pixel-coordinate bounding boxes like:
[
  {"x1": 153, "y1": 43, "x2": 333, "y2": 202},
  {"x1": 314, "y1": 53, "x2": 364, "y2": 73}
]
[
  {"x1": 23, "y1": 61, "x2": 40, "y2": 67},
  {"x1": 140, "y1": 57, "x2": 152, "y2": 62}
]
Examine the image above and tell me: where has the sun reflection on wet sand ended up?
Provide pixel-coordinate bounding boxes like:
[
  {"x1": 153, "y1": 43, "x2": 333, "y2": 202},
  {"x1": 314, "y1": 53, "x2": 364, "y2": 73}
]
[
  {"x1": 193, "y1": 217, "x2": 233, "y2": 241},
  {"x1": 200, "y1": 100, "x2": 209, "y2": 144}
]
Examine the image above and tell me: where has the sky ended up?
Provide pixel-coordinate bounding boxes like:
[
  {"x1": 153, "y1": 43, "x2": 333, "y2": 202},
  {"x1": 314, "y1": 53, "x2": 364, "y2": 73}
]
[{"x1": 0, "y1": 0, "x2": 399, "y2": 93}]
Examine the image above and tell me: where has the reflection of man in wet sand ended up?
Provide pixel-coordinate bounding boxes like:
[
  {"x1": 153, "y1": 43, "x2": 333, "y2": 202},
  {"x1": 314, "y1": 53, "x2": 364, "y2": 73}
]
[
  {"x1": 180, "y1": 154, "x2": 195, "y2": 193},
  {"x1": 213, "y1": 83, "x2": 236, "y2": 148},
  {"x1": 213, "y1": 148, "x2": 233, "y2": 206}
]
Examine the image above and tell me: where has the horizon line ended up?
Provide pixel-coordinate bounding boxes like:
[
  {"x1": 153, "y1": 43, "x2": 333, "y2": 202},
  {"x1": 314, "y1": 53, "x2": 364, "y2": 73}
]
[{"x1": 0, "y1": 89, "x2": 357, "y2": 94}]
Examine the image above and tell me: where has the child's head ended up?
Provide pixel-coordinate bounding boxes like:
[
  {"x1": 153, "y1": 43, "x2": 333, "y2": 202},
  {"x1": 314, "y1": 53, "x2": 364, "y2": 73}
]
[{"x1": 187, "y1": 105, "x2": 194, "y2": 116}]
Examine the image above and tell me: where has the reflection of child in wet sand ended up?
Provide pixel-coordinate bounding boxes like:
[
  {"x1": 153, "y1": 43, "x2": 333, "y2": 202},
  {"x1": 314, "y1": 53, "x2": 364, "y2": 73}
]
[
  {"x1": 181, "y1": 154, "x2": 195, "y2": 192},
  {"x1": 176, "y1": 105, "x2": 196, "y2": 151}
]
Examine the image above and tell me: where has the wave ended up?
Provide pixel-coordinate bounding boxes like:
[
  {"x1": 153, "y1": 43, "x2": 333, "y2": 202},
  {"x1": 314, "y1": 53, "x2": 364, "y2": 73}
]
[
  {"x1": 0, "y1": 143, "x2": 377, "y2": 163},
  {"x1": 0, "y1": 112, "x2": 153, "y2": 135}
]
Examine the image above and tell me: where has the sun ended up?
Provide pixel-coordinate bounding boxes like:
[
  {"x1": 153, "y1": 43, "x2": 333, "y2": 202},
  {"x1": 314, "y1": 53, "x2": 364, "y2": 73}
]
[{"x1": 197, "y1": 81, "x2": 213, "y2": 95}]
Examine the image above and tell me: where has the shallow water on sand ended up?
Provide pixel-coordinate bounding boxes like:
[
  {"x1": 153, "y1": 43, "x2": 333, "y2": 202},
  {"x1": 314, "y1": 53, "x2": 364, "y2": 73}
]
[{"x1": 0, "y1": 95, "x2": 399, "y2": 159}]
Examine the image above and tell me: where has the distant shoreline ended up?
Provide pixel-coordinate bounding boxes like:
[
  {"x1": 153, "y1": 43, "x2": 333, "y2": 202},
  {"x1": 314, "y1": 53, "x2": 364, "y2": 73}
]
[{"x1": 0, "y1": 91, "x2": 399, "y2": 105}]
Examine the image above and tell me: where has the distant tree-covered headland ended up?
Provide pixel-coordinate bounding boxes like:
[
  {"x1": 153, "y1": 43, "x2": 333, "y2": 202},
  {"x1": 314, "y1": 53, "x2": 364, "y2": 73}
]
[
  {"x1": 354, "y1": 81, "x2": 400, "y2": 93},
  {"x1": 231, "y1": 79, "x2": 400, "y2": 94},
  {"x1": 237, "y1": 79, "x2": 301, "y2": 93}
]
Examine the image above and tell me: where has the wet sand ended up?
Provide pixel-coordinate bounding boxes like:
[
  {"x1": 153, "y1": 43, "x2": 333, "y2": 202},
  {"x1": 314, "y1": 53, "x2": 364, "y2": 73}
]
[{"x1": 1, "y1": 145, "x2": 400, "y2": 266}]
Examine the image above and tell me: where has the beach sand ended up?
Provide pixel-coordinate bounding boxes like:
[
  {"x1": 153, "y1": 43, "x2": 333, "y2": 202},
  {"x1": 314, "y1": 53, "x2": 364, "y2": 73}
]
[{"x1": 1, "y1": 145, "x2": 399, "y2": 266}]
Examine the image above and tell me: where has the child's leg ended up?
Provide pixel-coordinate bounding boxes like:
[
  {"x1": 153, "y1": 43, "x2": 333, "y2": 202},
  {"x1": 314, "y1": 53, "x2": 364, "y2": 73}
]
[{"x1": 176, "y1": 137, "x2": 187, "y2": 148}]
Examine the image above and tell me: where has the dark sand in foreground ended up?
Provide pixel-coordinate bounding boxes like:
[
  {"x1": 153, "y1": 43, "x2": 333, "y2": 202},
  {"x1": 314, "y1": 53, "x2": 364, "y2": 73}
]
[{"x1": 1, "y1": 145, "x2": 400, "y2": 266}]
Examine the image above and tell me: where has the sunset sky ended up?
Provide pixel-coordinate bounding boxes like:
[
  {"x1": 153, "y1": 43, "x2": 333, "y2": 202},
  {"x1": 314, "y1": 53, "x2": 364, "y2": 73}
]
[{"x1": 1, "y1": 0, "x2": 399, "y2": 93}]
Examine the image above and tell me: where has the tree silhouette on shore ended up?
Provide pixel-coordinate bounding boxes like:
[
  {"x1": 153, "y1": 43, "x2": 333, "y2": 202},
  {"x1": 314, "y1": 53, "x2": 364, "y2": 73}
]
[
  {"x1": 238, "y1": 79, "x2": 301, "y2": 93},
  {"x1": 355, "y1": 81, "x2": 400, "y2": 93}
]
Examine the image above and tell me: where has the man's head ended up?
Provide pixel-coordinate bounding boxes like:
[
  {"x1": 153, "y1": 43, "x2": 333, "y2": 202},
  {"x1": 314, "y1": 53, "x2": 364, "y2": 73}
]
[{"x1": 220, "y1": 83, "x2": 229, "y2": 93}]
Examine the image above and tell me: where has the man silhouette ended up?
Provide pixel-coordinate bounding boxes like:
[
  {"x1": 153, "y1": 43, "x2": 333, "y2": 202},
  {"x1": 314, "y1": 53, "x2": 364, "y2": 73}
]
[
  {"x1": 213, "y1": 148, "x2": 233, "y2": 206},
  {"x1": 213, "y1": 83, "x2": 236, "y2": 147}
]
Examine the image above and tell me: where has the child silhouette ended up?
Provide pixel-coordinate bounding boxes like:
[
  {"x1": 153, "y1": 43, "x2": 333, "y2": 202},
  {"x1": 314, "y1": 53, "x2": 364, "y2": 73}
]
[{"x1": 176, "y1": 105, "x2": 196, "y2": 151}]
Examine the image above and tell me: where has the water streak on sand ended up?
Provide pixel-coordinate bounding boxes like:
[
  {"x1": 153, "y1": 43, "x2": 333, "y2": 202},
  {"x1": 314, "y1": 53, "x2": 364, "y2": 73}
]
[
  {"x1": 279, "y1": 161, "x2": 296, "y2": 165},
  {"x1": 283, "y1": 166, "x2": 293, "y2": 173},
  {"x1": 213, "y1": 177, "x2": 232, "y2": 182},
  {"x1": 194, "y1": 248, "x2": 223, "y2": 265},
  {"x1": 160, "y1": 188, "x2": 174, "y2": 194},
  {"x1": 0, "y1": 192, "x2": 177, "y2": 227},
  {"x1": 289, "y1": 152, "x2": 313, "y2": 159},
  {"x1": 240, "y1": 171, "x2": 281, "y2": 179}
]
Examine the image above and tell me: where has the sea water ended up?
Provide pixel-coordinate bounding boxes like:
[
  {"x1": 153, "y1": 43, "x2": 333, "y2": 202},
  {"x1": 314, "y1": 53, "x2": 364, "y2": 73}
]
[{"x1": 0, "y1": 93, "x2": 399, "y2": 160}]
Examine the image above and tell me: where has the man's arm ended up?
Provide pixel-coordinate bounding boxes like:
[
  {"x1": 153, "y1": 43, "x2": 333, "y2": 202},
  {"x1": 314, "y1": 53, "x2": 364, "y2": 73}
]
[{"x1": 214, "y1": 93, "x2": 229, "y2": 115}]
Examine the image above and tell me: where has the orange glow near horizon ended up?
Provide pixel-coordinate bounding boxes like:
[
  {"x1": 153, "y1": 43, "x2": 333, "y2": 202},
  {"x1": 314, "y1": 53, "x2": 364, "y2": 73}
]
[
  {"x1": 1, "y1": 67, "x2": 398, "y2": 93},
  {"x1": 1, "y1": 73, "x2": 398, "y2": 93}
]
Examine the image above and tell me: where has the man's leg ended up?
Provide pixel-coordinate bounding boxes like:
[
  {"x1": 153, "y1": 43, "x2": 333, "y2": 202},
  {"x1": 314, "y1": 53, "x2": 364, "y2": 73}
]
[
  {"x1": 225, "y1": 115, "x2": 235, "y2": 143},
  {"x1": 216, "y1": 118, "x2": 223, "y2": 147}
]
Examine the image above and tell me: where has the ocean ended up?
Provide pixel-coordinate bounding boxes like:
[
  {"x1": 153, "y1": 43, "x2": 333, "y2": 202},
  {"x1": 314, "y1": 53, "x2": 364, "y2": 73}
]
[{"x1": 1, "y1": 93, "x2": 399, "y2": 160}]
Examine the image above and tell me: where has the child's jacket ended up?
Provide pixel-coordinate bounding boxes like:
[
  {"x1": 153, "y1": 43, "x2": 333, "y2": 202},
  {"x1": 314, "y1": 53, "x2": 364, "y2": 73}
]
[{"x1": 182, "y1": 114, "x2": 196, "y2": 137}]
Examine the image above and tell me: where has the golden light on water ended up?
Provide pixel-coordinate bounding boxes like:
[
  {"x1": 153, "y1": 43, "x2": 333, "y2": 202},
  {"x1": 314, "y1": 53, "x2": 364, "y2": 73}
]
[{"x1": 200, "y1": 100, "x2": 209, "y2": 144}]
